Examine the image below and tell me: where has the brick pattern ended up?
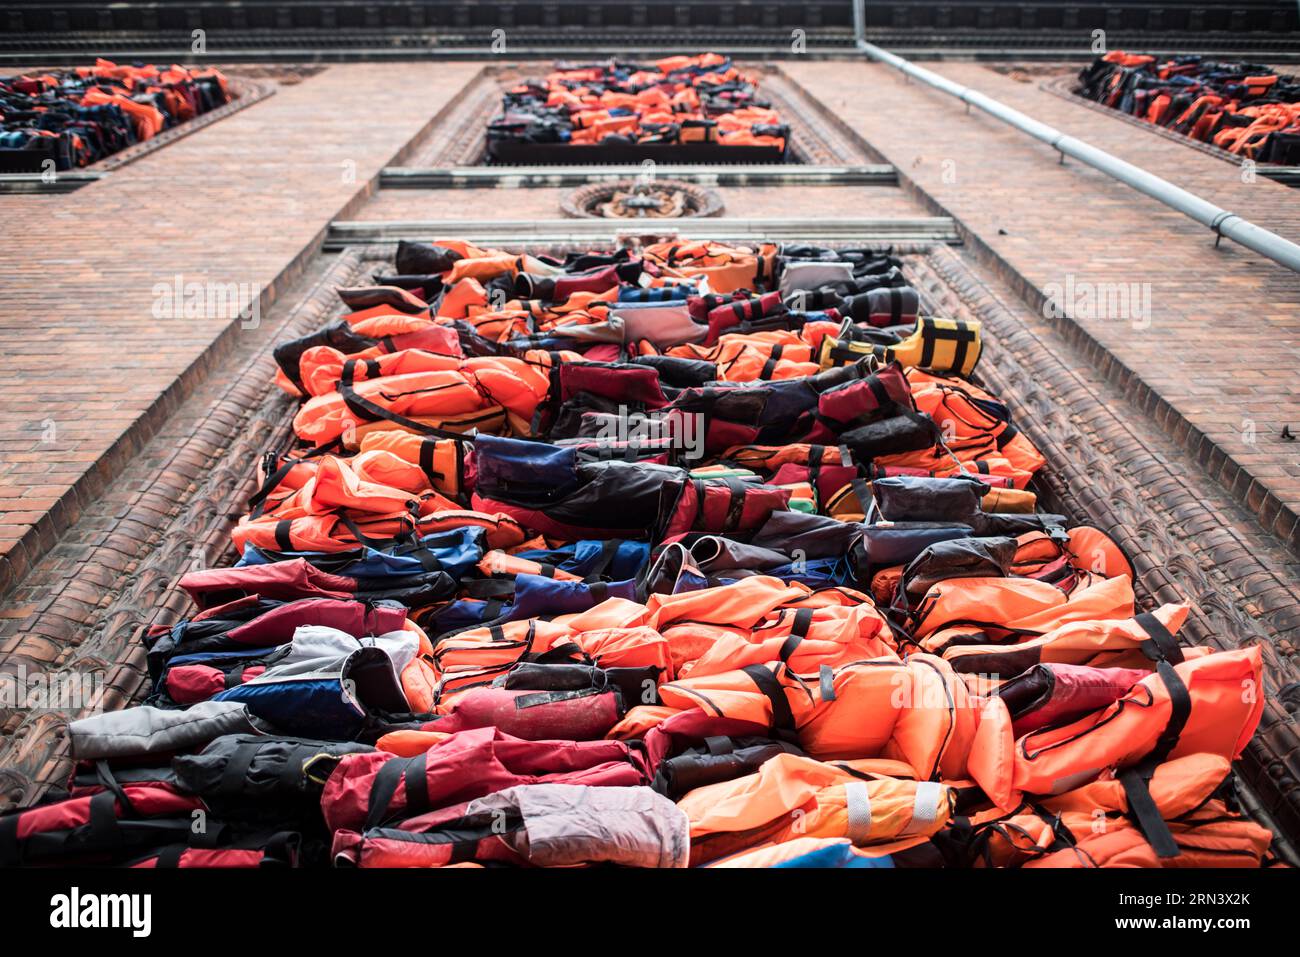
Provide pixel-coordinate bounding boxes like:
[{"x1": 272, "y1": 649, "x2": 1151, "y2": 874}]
[
  {"x1": 782, "y1": 60, "x2": 1300, "y2": 555},
  {"x1": 89, "y1": 76, "x2": 276, "y2": 174},
  {"x1": 0, "y1": 62, "x2": 483, "y2": 597},
  {"x1": 402, "y1": 67, "x2": 499, "y2": 167}
]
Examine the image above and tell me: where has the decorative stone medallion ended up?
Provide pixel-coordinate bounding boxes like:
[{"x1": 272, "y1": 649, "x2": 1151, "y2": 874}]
[{"x1": 561, "y1": 179, "x2": 724, "y2": 219}]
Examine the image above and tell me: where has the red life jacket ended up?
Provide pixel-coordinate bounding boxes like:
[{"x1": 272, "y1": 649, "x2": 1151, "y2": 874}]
[{"x1": 320, "y1": 726, "x2": 649, "y2": 834}]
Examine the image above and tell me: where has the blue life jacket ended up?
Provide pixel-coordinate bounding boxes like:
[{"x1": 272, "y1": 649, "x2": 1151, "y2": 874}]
[
  {"x1": 513, "y1": 539, "x2": 650, "y2": 580},
  {"x1": 214, "y1": 646, "x2": 409, "y2": 740},
  {"x1": 617, "y1": 285, "x2": 694, "y2": 303},
  {"x1": 773, "y1": 844, "x2": 895, "y2": 869},
  {"x1": 237, "y1": 526, "x2": 485, "y2": 581}
]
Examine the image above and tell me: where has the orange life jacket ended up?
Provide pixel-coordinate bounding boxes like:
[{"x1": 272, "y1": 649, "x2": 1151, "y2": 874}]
[
  {"x1": 938, "y1": 603, "x2": 1189, "y2": 677},
  {"x1": 977, "y1": 753, "x2": 1272, "y2": 868},
  {"x1": 910, "y1": 572, "x2": 1138, "y2": 647},
  {"x1": 642, "y1": 241, "x2": 776, "y2": 295},
  {"x1": 680, "y1": 752, "x2": 952, "y2": 865},
  {"x1": 644, "y1": 577, "x2": 894, "y2": 678},
  {"x1": 356, "y1": 431, "x2": 471, "y2": 502},
  {"x1": 969, "y1": 645, "x2": 1264, "y2": 810},
  {"x1": 291, "y1": 355, "x2": 551, "y2": 447},
  {"x1": 659, "y1": 652, "x2": 980, "y2": 778}
]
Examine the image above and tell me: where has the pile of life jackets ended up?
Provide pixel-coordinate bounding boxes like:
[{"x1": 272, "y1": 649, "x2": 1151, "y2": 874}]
[
  {"x1": 1, "y1": 236, "x2": 1277, "y2": 869},
  {"x1": 0, "y1": 59, "x2": 230, "y2": 171},
  {"x1": 1078, "y1": 51, "x2": 1300, "y2": 165},
  {"x1": 488, "y1": 53, "x2": 789, "y2": 153}
]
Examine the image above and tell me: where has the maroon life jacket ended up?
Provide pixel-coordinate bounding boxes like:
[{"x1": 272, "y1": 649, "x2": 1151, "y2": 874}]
[
  {"x1": 426, "y1": 686, "x2": 625, "y2": 741},
  {"x1": 996, "y1": 663, "x2": 1151, "y2": 737},
  {"x1": 332, "y1": 811, "x2": 531, "y2": 867},
  {"x1": 640, "y1": 709, "x2": 777, "y2": 777},
  {"x1": 705, "y1": 292, "x2": 785, "y2": 342},
  {"x1": 320, "y1": 726, "x2": 649, "y2": 833},
  {"x1": 769, "y1": 460, "x2": 860, "y2": 507},
  {"x1": 841, "y1": 286, "x2": 920, "y2": 328},
  {"x1": 814, "y1": 361, "x2": 913, "y2": 428},
  {"x1": 515, "y1": 260, "x2": 637, "y2": 300},
  {"x1": 333, "y1": 784, "x2": 684, "y2": 868},
  {"x1": 687, "y1": 292, "x2": 746, "y2": 322},
  {"x1": 143, "y1": 597, "x2": 409, "y2": 696},
  {"x1": 559, "y1": 363, "x2": 669, "y2": 409},
  {"x1": 161, "y1": 661, "x2": 270, "y2": 705},
  {"x1": 203, "y1": 598, "x2": 406, "y2": 648},
  {"x1": 660, "y1": 359, "x2": 914, "y2": 457},
  {"x1": 179, "y1": 559, "x2": 362, "y2": 609},
  {"x1": 655, "y1": 475, "x2": 792, "y2": 541},
  {"x1": 536, "y1": 362, "x2": 674, "y2": 440}
]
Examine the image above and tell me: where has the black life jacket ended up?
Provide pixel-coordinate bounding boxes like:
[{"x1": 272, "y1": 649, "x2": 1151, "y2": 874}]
[
  {"x1": 171, "y1": 734, "x2": 375, "y2": 810},
  {"x1": 652, "y1": 735, "x2": 808, "y2": 800}
]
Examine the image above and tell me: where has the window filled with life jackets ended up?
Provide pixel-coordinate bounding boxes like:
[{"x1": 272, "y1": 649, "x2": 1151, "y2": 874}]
[
  {"x1": 2, "y1": 237, "x2": 1277, "y2": 870},
  {"x1": 486, "y1": 53, "x2": 789, "y2": 160},
  {"x1": 0, "y1": 59, "x2": 230, "y2": 172},
  {"x1": 1077, "y1": 51, "x2": 1300, "y2": 165}
]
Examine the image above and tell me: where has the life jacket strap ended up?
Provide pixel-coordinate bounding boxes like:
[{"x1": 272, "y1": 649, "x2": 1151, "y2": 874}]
[
  {"x1": 740, "y1": 664, "x2": 795, "y2": 732},
  {"x1": 778, "y1": 607, "x2": 814, "y2": 663},
  {"x1": 1027, "y1": 801, "x2": 1078, "y2": 851},
  {"x1": 463, "y1": 579, "x2": 516, "y2": 600},
  {"x1": 844, "y1": 780, "x2": 873, "y2": 844},
  {"x1": 220, "y1": 740, "x2": 262, "y2": 794},
  {"x1": 86, "y1": 787, "x2": 122, "y2": 848},
  {"x1": 338, "y1": 513, "x2": 423, "y2": 555},
  {"x1": 153, "y1": 844, "x2": 186, "y2": 868},
  {"x1": 364, "y1": 752, "x2": 429, "y2": 832},
  {"x1": 279, "y1": 746, "x2": 321, "y2": 791},
  {"x1": 530, "y1": 641, "x2": 591, "y2": 666},
  {"x1": 703, "y1": 736, "x2": 734, "y2": 756},
  {"x1": 865, "y1": 370, "x2": 892, "y2": 409},
  {"x1": 1119, "y1": 652, "x2": 1193, "y2": 859},
  {"x1": 582, "y1": 538, "x2": 622, "y2": 583},
  {"x1": 1135, "y1": 611, "x2": 1185, "y2": 665},
  {"x1": 758, "y1": 343, "x2": 784, "y2": 380},
  {"x1": 993, "y1": 419, "x2": 1021, "y2": 450},
  {"x1": 94, "y1": 759, "x2": 135, "y2": 813},
  {"x1": 339, "y1": 359, "x2": 477, "y2": 442},
  {"x1": 247, "y1": 457, "x2": 301, "y2": 519},
  {"x1": 417, "y1": 437, "x2": 444, "y2": 483},
  {"x1": 819, "y1": 664, "x2": 837, "y2": 702},
  {"x1": 903, "y1": 781, "x2": 947, "y2": 835},
  {"x1": 806, "y1": 444, "x2": 825, "y2": 512}
]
